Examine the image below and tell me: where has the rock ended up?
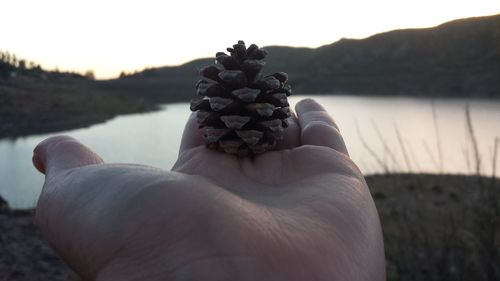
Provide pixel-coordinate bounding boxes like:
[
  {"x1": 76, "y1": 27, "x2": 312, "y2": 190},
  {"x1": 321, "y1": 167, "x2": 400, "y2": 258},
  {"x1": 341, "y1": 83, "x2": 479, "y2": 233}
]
[{"x1": 0, "y1": 195, "x2": 9, "y2": 213}]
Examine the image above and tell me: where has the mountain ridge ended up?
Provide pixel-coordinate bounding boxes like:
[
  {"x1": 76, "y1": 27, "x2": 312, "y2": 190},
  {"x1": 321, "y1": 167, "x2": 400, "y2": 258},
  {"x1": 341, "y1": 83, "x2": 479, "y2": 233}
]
[{"x1": 96, "y1": 13, "x2": 500, "y2": 100}]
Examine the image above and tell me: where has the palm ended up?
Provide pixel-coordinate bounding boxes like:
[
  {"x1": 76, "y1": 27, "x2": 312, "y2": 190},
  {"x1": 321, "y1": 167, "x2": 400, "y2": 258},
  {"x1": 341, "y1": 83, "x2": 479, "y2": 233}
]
[
  {"x1": 174, "y1": 143, "x2": 358, "y2": 188},
  {"x1": 33, "y1": 99, "x2": 385, "y2": 281}
]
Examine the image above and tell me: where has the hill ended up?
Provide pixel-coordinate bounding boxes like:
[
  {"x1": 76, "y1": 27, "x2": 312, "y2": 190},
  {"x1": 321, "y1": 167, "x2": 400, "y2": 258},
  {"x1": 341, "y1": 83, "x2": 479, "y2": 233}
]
[
  {"x1": 0, "y1": 54, "x2": 155, "y2": 138},
  {"x1": 97, "y1": 13, "x2": 500, "y2": 101}
]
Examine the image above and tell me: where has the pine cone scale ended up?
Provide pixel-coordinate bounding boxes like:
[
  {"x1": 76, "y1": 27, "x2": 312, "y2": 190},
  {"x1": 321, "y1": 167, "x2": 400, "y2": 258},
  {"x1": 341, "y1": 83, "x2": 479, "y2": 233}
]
[
  {"x1": 245, "y1": 103, "x2": 275, "y2": 117},
  {"x1": 232, "y1": 88, "x2": 261, "y2": 102},
  {"x1": 208, "y1": 97, "x2": 238, "y2": 112},
  {"x1": 220, "y1": 115, "x2": 251, "y2": 129}
]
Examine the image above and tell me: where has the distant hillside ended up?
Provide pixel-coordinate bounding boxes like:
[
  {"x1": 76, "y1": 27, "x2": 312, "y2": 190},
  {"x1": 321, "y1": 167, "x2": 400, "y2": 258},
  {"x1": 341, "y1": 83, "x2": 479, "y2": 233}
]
[
  {"x1": 0, "y1": 53, "x2": 154, "y2": 138},
  {"x1": 97, "y1": 13, "x2": 500, "y2": 100},
  {"x1": 306, "y1": 14, "x2": 500, "y2": 97}
]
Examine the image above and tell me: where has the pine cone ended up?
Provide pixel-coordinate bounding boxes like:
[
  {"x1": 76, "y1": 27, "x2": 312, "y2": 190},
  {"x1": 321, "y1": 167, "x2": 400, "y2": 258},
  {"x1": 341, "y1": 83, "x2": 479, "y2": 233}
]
[{"x1": 190, "y1": 40, "x2": 292, "y2": 156}]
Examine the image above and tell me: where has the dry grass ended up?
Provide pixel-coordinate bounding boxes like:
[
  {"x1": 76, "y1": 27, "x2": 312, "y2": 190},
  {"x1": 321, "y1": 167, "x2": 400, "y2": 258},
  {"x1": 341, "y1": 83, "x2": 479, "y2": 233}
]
[
  {"x1": 368, "y1": 174, "x2": 500, "y2": 281},
  {"x1": 360, "y1": 104, "x2": 500, "y2": 281}
]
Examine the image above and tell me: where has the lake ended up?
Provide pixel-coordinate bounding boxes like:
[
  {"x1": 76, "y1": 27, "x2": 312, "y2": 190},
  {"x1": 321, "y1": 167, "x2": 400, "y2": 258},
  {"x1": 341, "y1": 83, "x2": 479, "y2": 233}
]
[{"x1": 1, "y1": 95, "x2": 499, "y2": 209}]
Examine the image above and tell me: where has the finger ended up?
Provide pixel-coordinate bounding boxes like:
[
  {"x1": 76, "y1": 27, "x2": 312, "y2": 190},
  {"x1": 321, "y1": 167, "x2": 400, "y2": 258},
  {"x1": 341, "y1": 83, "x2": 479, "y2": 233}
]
[
  {"x1": 179, "y1": 112, "x2": 205, "y2": 155},
  {"x1": 279, "y1": 111, "x2": 300, "y2": 149},
  {"x1": 33, "y1": 135, "x2": 104, "y2": 176},
  {"x1": 295, "y1": 98, "x2": 349, "y2": 155}
]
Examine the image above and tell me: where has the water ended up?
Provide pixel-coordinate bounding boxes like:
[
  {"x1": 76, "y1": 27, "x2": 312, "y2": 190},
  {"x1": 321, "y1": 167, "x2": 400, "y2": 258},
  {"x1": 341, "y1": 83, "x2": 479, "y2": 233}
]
[{"x1": 1, "y1": 95, "x2": 499, "y2": 209}]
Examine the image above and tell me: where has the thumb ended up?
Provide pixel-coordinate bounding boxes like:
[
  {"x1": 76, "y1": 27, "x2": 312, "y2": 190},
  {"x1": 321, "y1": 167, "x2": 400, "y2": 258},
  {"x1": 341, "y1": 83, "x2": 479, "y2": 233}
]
[{"x1": 33, "y1": 135, "x2": 104, "y2": 175}]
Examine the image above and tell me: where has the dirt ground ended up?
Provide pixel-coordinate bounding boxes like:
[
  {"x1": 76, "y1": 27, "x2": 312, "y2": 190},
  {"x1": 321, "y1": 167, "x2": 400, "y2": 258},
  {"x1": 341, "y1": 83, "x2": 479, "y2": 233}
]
[{"x1": 0, "y1": 210, "x2": 78, "y2": 281}]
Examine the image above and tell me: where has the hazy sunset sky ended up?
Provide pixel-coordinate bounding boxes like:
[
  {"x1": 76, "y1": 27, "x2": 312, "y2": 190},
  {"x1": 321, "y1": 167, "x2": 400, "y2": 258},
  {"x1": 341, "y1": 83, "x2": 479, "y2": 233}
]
[{"x1": 2, "y1": 0, "x2": 499, "y2": 79}]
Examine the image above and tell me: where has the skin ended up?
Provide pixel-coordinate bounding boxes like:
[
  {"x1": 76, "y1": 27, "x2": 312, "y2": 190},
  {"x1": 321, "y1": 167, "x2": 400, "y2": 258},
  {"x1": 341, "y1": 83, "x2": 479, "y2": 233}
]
[{"x1": 33, "y1": 98, "x2": 385, "y2": 281}]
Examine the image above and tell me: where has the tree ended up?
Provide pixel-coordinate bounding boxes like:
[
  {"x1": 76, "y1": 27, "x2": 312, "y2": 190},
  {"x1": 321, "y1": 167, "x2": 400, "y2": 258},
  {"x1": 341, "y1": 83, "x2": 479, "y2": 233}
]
[
  {"x1": 18, "y1": 60, "x2": 26, "y2": 70},
  {"x1": 84, "y1": 70, "x2": 95, "y2": 80},
  {"x1": 5, "y1": 52, "x2": 11, "y2": 64}
]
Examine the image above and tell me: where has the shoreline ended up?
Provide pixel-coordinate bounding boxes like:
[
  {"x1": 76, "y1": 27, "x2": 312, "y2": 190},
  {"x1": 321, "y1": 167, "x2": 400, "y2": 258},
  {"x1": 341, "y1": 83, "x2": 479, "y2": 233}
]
[
  {"x1": 2, "y1": 76, "x2": 499, "y2": 141},
  {"x1": 3, "y1": 93, "x2": 500, "y2": 141},
  {"x1": 0, "y1": 106, "x2": 159, "y2": 140}
]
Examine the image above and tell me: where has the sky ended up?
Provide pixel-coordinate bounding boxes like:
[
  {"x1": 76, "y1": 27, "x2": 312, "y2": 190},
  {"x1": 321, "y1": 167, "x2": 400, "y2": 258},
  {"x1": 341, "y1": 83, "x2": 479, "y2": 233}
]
[{"x1": 2, "y1": 0, "x2": 500, "y2": 79}]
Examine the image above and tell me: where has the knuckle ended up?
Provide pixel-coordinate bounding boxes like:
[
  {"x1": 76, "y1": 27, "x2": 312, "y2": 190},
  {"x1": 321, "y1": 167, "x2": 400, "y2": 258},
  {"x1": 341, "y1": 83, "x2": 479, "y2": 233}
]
[
  {"x1": 297, "y1": 98, "x2": 317, "y2": 107},
  {"x1": 302, "y1": 111, "x2": 338, "y2": 129},
  {"x1": 303, "y1": 120, "x2": 341, "y2": 137},
  {"x1": 36, "y1": 135, "x2": 76, "y2": 152},
  {"x1": 46, "y1": 136, "x2": 81, "y2": 153}
]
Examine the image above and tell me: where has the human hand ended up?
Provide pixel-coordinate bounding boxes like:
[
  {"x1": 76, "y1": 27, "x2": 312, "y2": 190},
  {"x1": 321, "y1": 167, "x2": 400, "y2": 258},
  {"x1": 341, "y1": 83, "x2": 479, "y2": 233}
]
[{"x1": 33, "y1": 99, "x2": 385, "y2": 281}]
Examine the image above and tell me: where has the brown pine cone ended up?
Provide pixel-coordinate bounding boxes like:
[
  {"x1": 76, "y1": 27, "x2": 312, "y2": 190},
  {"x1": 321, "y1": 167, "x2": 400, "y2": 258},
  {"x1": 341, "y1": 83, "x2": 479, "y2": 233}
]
[{"x1": 190, "y1": 40, "x2": 292, "y2": 156}]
